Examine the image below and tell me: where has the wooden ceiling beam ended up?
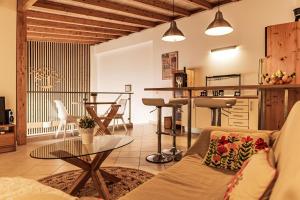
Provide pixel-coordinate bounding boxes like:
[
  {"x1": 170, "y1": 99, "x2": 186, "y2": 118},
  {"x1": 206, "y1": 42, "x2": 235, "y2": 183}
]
[
  {"x1": 27, "y1": 26, "x2": 119, "y2": 39},
  {"x1": 27, "y1": 32, "x2": 107, "y2": 42},
  {"x1": 27, "y1": 37, "x2": 99, "y2": 44},
  {"x1": 27, "y1": 10, "x2": 142, "y2": 32},
  {"x1": 27, "y1": 18, "x2": 131, "y2": 36},
  {"x1": 23, "y1": 0, "x2": 38, "y2": 10},
  {"x1": 217, "y1": 0, "x2": 241, "y2": 6},
  {"x1": 186, "y1": 0, "x2": 213, "y2": 9},
  {"x1": 133, "y1": 0, "x2": 191, "y2": 17},
  {"x1": 33, "y1": 1, "x2": 157, "y2": 27},
  {"x1": 71, "y1": 0, "x2": 172, "y2": 22}
]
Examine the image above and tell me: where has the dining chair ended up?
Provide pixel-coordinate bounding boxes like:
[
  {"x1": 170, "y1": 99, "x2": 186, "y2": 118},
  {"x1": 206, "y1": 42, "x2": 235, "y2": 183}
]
[
  {"x1": 54, "y1": 100, "x2": 78, "y2": 139},
  {"x1": 112, "y1": 99, "x2": 128, "y2": 133}
]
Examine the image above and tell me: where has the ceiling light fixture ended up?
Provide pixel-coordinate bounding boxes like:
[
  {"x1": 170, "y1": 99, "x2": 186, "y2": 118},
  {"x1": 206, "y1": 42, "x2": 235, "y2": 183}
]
[
  {"x1": 162, "y1": 0, "x2": 186, "y2": 42},
  {"x1": 205, "y1": 0, "x2": 233, "y2": 36}
]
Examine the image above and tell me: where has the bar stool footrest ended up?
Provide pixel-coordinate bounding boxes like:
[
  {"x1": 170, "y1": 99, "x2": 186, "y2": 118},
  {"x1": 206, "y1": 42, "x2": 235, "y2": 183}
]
[
  {"x1": 163, "y1": 148, "x2": 183, "y2": 161},
  {"x1": 146, "y1": 153, "x2": 173, "y2": 164}
]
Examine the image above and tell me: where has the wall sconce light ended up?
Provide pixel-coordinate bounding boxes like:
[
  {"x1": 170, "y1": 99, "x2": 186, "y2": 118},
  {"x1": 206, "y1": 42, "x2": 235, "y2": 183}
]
[
  {"x1": 210, "y1": 45, "x2": 239, "y2": 60},
  {"x1": 211, "y1": 45, "x2": 238, "y2": 53}
]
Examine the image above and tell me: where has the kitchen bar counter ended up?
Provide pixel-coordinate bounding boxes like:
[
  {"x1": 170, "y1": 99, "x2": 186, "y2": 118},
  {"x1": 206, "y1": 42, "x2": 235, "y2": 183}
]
[
  {"x1": 145, "y1": 84, "x2": 300, "y2": 148},
  {"x1": 145, "y1": 84, "x2": 300, "y2": 91}
]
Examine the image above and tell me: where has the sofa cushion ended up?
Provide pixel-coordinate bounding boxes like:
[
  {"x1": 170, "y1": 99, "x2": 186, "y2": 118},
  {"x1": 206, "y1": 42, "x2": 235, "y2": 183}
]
[
  {"x1": 203, "y1": 131, "x2": 269, "y2": 171},
  {"x1": 270, "y1": 101, "x2": 300, "y2": 200},
  {"x1": 17, "y1": 193, "x2": 77, "y2": 200},
  {"x1": 0, "y1": 177, "x2": 77, "y2": 200},
  {"x1": 119, "y1": 155, "x2": 235, "y2": 200},
  {"x1": 224, "y1": 149, "x2": 277, "y2": 200}
]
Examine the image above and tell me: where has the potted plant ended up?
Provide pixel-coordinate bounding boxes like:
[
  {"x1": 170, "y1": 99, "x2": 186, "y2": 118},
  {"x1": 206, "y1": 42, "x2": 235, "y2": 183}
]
[{"x1": 78, "y1": 116, "x2": 96, "y2": 144}]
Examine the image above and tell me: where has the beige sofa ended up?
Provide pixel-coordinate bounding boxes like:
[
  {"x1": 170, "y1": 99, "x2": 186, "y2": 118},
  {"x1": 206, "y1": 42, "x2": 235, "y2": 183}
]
[{"x1": 120, "y1": 101, "x2": 300, "y2": 200}]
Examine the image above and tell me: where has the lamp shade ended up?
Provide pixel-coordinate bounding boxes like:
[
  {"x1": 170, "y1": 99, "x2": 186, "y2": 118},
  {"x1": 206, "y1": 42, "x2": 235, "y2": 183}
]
[
  {"x1": 162, "y1": 21, "x2": 186, "y2": 42},
  {"x1": 205, "y1": 10, "x2": 233, "y2": 36}
]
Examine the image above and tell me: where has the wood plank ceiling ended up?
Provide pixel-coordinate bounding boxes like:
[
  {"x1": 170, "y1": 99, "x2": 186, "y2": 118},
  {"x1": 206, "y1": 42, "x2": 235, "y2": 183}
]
[{"x1": 24, "y1": 0, "x2": 240, "y2": 45}]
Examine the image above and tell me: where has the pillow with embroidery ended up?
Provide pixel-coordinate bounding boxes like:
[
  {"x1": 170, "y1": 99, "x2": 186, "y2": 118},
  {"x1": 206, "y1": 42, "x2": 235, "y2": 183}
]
[{"x1": 203, "y1": 131, "x2": 269, "y2": 171}]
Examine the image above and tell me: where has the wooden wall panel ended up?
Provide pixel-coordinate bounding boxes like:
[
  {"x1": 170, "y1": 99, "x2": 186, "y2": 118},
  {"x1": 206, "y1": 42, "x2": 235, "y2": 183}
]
[
  {"x1": 27, "y1": 41, "x2": 90, "y2": 136},
  {"x1": 17, "y1": 0, "x2": 27, "y2": 145},
  {"x1": 266, "y1": 22, "x2": 299, "y2": 83},
  {"x1": 265, "y1": 21, "x2": 300, "y2": 130}
]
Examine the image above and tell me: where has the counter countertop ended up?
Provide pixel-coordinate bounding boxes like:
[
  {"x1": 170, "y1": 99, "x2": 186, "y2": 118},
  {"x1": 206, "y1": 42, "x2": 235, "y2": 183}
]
[{"x1": 145, "y1": 84, "x2": 300, "y2": 91}]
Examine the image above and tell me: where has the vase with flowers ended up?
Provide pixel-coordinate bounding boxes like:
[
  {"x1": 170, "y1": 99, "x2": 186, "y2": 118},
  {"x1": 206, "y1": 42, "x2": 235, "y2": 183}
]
[{"x1": 78, "y1": 116, "x2": 96, "y2": 144}]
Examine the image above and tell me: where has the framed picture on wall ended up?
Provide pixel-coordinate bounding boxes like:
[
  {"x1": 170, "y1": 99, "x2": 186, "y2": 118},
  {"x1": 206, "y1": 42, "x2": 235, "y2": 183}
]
[{"x1": 162, "y1": 51, "x2": 178, "y2": 80}]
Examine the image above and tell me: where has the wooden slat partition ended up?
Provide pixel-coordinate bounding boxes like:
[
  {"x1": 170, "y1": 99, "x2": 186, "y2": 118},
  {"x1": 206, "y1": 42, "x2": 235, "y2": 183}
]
[{"x1": 27, "y1": 41, "x2": 90, "y2": 136}]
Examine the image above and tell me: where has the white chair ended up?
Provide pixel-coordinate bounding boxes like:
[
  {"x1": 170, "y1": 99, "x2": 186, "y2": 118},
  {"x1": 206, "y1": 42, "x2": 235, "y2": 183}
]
[
  {"x1": 54, "y1": 100, "x2": 78, "y2": 139},
  {"x1": 112, "y1": 99, "x2": 128, "y2": 133}
]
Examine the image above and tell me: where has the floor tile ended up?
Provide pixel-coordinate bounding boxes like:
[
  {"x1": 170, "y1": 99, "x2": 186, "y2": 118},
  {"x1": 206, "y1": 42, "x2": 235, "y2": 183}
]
[{"x1": 0, "y1": 124, "x2": 196, "y2": 179}]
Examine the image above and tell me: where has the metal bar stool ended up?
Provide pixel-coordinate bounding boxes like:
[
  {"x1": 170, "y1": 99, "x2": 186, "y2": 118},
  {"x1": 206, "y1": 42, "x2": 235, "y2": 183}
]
[
  {"x1": 142, "y1": 98, "x2": 173, "y2": 164},
  {"x1": 163, "y1": 98, "x2": 188, "y2": 161},
  {"x1": 194, "y1": 98, "x2": 236, "y2": 126}
]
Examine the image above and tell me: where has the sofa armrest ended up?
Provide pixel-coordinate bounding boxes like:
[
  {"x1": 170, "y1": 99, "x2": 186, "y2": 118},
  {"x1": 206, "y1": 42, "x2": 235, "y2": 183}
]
[{"x1": 184, "y1": 126, "x2": 276, "y2": 158}]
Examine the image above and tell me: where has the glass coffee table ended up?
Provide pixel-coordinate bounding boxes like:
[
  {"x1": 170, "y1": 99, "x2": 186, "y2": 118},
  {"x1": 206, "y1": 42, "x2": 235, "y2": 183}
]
[{"x1": 30, "y1": 135, "x2": 133, "y2": 199}]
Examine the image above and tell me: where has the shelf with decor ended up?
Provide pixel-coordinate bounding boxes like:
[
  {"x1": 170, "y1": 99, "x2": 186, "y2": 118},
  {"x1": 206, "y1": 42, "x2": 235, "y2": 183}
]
[{"x1": 172, "y1": 68, "x2": 195, "y2": 128}]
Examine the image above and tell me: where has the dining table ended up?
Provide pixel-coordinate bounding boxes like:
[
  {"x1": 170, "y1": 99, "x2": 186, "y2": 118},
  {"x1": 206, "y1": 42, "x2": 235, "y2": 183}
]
[{"x1": 145, "y1": 84, "x2": 300, "y2": 148}]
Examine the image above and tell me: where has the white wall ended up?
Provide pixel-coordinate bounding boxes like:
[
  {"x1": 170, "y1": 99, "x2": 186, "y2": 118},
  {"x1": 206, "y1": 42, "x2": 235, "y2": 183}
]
[
  {"x1": 91, "y1": 41, "x2": 154, "y2": 124},
  {"x1": 91, "y1": 0, "x2": 299, "y2": 122},
  {"x1": 0, "y1": 0, "x2": 16, "y2": 112}
]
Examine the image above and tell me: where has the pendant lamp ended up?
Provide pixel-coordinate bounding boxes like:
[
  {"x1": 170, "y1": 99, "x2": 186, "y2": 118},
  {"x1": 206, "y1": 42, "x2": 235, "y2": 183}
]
[
  {"x1": 162, "y1": 0, "x2": 185, "y2": 42},
  {"x1": 205, "y1": 1, "x2": 233, "y2": 36}
]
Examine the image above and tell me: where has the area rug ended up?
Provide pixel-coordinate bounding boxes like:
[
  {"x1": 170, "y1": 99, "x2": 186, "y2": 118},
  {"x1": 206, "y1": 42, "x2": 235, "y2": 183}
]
[{"x1": 39, "y1": 167, "x2": 154, "y2": 199}]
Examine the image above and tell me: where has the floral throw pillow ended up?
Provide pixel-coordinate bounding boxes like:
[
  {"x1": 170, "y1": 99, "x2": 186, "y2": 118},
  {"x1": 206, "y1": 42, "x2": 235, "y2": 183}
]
[{"x1": 203, "y1": 131, "x2": 269, "y2": 171}]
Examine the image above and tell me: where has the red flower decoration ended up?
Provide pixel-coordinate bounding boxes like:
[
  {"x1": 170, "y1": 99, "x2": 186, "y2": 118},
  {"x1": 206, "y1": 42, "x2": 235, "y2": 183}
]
[
  {"x1": 213, "y1": 154, "x2": 221, "y2": 162},
  {"x1": 255, "y1": 138, "x2": 268, "y2": 150},
  {"x1": 217, "y1": 145, "x2": 228, "y2": 155},
  {"x1": 219, "y1": 136, "x2": 228, "y2": 145},
  {"x1": 242, "y1": 136, "x2": 253, "y2": 143}
]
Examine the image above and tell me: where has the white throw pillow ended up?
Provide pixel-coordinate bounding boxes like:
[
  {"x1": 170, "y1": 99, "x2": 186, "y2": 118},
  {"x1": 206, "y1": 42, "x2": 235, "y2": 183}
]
[{"x1": 224, "y1": 149, "x2": 277, "y2": 200}]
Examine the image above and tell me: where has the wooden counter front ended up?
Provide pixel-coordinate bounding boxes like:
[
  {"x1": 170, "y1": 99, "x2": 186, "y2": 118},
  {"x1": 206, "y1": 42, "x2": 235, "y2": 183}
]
[{"x1": 145, "y1": 84, "x2": 300, "y2": 130}]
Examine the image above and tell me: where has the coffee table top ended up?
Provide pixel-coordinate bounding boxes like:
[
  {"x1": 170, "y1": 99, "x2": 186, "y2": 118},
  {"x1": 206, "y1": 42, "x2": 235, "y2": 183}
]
[{"x1": 30, "y1": 135, "x2": 133, "y2": 159}]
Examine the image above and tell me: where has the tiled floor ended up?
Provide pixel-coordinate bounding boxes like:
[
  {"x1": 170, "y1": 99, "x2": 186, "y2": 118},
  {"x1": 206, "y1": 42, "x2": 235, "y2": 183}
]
[{"x1": 0, "y1": 124, "x2": 198, "y2": 180}]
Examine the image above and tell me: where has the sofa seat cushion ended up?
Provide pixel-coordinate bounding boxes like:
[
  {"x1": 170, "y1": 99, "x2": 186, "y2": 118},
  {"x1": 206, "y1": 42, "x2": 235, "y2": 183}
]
[
  {"x1": 0, "y1": 177, "x2": 77, "y2": 200},
  {"x1": 119, "y1": 155, "x2": 235, "y2": 200}
]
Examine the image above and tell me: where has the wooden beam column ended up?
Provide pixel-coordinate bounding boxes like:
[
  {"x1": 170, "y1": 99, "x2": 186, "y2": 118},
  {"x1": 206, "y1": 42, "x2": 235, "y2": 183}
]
[
  {"x1": 17, "y1": 0, "x2": 27, "y2": 145},
  {"x1": 23, "y1": 0, "x2": 38, "y2": 10}
]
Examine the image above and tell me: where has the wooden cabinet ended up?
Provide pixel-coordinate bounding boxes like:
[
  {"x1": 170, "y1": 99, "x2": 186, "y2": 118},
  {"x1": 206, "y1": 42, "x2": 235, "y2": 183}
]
[
  {"x1": 0, "y1": 124, "x2": 16, "y2": 153},
  {"x1": 264, "y1": 22, "x2": 300, "y2": 129},
  {"x1": 222, "y1": 99, "x2": 258, "y2": 130},
  {"x1": 182, "y1": 98, "x2": 258, "y2": 131}
]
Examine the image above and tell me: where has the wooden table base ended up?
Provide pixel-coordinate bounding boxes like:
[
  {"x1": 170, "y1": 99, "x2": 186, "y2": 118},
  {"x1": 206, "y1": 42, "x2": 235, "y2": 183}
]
[
  {"x1": 52, "y1": 150, "x2": 120, "y2": 200},
  {"x1": 85, "y1": 105, "x2": 120, "y2": 135}
]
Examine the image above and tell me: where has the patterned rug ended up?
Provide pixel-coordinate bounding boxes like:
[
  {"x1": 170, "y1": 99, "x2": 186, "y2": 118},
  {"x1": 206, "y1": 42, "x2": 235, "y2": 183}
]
[{"x1": 39, "y1": 167, "x2": 154, "y2": 199}]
